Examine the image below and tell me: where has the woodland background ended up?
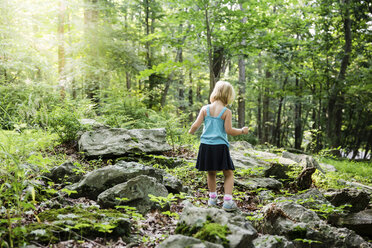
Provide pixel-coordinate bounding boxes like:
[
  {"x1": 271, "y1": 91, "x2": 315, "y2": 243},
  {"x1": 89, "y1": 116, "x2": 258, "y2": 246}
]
[{"x1": 0, "y1": 0, "x2": 371, "y2": 157}]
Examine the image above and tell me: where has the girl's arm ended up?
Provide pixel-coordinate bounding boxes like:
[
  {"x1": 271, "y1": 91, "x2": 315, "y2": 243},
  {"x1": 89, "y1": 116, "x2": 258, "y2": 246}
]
[
  {"x1": 188, "y1": 107, "x2": 206, "y2": 134},
  {"x1": 224, "y1": 109, "x2": 249, "y2": 136}
]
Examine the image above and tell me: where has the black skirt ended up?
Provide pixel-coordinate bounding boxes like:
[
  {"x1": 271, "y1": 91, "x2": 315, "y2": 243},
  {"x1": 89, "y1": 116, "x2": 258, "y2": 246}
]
[{"x1": 196, "y1": 143, "x2": 235, "y2": 171}]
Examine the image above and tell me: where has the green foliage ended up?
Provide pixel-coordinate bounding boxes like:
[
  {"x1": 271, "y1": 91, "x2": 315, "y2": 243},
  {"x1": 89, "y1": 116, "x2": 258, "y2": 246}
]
[{"x1": 48, "y1": 105, "x2": 83, "y2": 144}]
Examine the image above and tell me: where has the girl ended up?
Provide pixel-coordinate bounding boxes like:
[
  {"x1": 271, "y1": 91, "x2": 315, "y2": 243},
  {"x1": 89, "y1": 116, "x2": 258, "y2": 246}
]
[{"x1": 189, "y1": 81, "x2": 249, "y2": 211}]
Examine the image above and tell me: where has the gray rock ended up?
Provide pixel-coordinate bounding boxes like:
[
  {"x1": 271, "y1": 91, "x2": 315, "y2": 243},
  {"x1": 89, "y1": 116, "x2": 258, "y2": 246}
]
[
  {"x1": 162, "y1": 172, "x2": 187, "y2": 194},
  {"x1": 252, "y1": 234, "x2": 294, "y2": 248},
  {"x1": 282, "y1": 152, "x2": 324, "y2": 173},
  {"x1": 230, "y1": 150, "x2": 266, "y2": 174},
  {"x1": 260, "y1": 202, "x2": 369, "y2": 248},
  {"x1": 79, "y1": 119, "x2": 106, "y2": 128},
  {"x1": 324, "y1": 188, "x2": 370, "y2": 212},
  {"x1": 44, "y1": 162, "x2": 82, "y2": 183},
  {"x1": 178, "y1": 202, "x2": 257, "y2": 248},
  {"x1": 230, "y1": 141, "x2": 254, "y2": 150},
  {"x1": 339, "y1": 209, "x2": 372, "y2": 238},
  {"x1": 291, "y1": 188, "x2": 330, "y2": 209},
  {"x1": 235, "y1": 177, "x2": 282, "y2": 190},
  {"x1": 78, "y1": 128, "x2": 171, "y2": 157},
  {"x1": 158, "y1": 235, "x2": 224, "y2": 248},
  {"x1": 69, "y1": 161, "x2": 163, "y2": 199},
  {"x1": 264, "y1": 163, "x2": 290, "y2": 180},
  {"x1": 319, "y1": 162, "x2": 337, "y2": 172},
  {"x1": 97, "y1": 175, "x2": 168, "y2": 214}
]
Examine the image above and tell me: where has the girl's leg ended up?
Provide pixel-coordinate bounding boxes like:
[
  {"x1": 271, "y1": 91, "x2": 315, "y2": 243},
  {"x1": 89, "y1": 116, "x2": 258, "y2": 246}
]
[
  {"x1": 207, "y1": 171, "x2": 217, "y2": 192},
  {"x1": 222, "y1": 170, "x2": 234, "y2": 195}
]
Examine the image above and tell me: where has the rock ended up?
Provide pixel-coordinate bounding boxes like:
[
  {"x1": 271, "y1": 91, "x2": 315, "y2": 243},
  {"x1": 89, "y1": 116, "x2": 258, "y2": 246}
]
[
  {"x1": 68, "y1": 161, "x2": 163, "y2": 199},
  {"x1": 177, "y1": 202, "x2": 257, "y2": 248},
  {"x1": 158, "y1": 235, "x2": 224, "y2": 248},
  {"x1": 319, "y1": 162, "x2": 337, "y2": 172},
  {"x1": 324, "y1": 188, "x2": 370, "y2": 212},
  {"x1": 252, "y1": 234, "x2": 294, "y2": 248},
  {"x1": 44, "y1": 162, "x2": 82, "y2": 183},
  {"x1": 339, "y1": 209, "x2": 372, "y2": 238},
  {"x1": 79, "y1": 119, "x2": 106, "y2": 128},
  {"x1": 97, "y1": 175, "x2": 169, "y2": 214},
  {"x1": 246, "y1": 150, "x2": 297, "y2": 167},
  {"x1": 264, "y1": 163, "x2": 290, "y2": 180},
  {"x1": 162, "y1": 172, "x2": 187, "y2": 194},
  {"x1": 282, "y1": 152, "x2": 325, "y2": 173},
  {"x1": 230, "y1": 141, "x2": 254, "y2": 150},
  {"x1": 230, "y1": 150, "x2": 266, "y2": 173},
  {"x1": 78, "y1": 128, "x2": 171, "y2": 158},
  {"x1": 25, "y1": 206, "x2": 131, "y2": 245},
  {"x1": 291, "y1": 188, "x2": 330, "y2": 209},
  {"x1": 235, "y1": 177, "x2": 282, "y2": 190},
  {"x1": 260, "y1": 201, "x2": 369, "y2": 248}
]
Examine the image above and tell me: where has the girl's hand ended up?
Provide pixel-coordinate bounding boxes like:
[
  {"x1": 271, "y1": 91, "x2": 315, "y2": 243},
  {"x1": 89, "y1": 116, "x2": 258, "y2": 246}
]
[{"x1": 242, "y1": 127, "x2": 249, "y2": 134}]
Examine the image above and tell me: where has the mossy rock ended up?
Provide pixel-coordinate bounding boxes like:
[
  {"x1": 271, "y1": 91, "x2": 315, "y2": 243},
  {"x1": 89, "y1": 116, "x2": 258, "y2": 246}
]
[
  {"x1": 24, "y1": 206, "x2": 131, "y2": 245},
  {"x1": 175, "y1": 217, "x2": 231, "y2": 248}
]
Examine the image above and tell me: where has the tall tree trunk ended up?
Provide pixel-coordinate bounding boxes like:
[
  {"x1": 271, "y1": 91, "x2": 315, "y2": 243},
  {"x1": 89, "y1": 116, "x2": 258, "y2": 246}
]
[
  {"x1": 262, "y1": 71, "x2": 271, "y2": 143},
  {"x1": 58, "y1": 0, "x2": 66, "y2": 99},
  {"x1": 257, "y1": 57, "x2": 263, "y2": 143},
  {"x1": 126, "y1": 71, "x2": 131, "y2": 90},
  {"x1": 84, "y1": 0, "x2": 99, "y2": 104},
  {"x1": 294, "y1": 76, "x2": 302, "y2": 150},
  {"x1": 327, "y1": 0, "x2": 352, "y2": 149},
  {"x1": 188, "y1": 69, "x2": 194, "y2": 122},
  {"x1": 274, "y1": 76, "x2": 288, "y2": 147},
  {"x1": 204, "y1": 3, "x2": 215, "y2": 98},
  {"x1": 237, "y1": 3, "x2": 247, "y2": 128},
  {"x1": 238, "y1": 58, "x2": 246, "y2": 128}
]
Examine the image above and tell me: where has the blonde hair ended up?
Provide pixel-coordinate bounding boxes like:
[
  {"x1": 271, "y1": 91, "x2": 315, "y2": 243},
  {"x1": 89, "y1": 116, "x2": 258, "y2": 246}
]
[{"x1": 209, "y1": 80, "x2": 235, "y2": 105}]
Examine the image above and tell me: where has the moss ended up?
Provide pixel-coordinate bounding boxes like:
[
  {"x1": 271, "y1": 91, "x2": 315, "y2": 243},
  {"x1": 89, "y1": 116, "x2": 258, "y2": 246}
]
[
  {"x1": 287, "y1": 225, "x2": 307, "y2": 240},
  {"x1": 194, "y1": 222, "x2": 231, "y2": 248},
  {"x1": 24, "y1": 205, "x2": 131, "y2": 245},
  {"x1": 175, "y1": 218, "x2": 231, "y2": 248}
]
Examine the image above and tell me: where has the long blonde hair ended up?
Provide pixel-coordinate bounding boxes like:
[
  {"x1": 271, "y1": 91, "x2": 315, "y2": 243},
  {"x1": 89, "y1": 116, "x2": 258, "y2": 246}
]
[{"x1": 210, "y1": 81, "x2": 235, "y2": 105}]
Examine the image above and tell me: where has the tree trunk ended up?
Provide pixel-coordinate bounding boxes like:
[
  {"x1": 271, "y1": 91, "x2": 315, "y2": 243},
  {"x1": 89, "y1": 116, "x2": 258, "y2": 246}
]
[
  {"x1": 327, "y1": 0, "x2": 352, "y2": 149},
  {"x1": 294, "y1": 76, "x2": 302, "y2": 150},
  {"x1": 274, "y1": 76, "x2": 288, "y2": 147},
  {"x1": 126, "y1": 71, "x2": 131, "y2": 90},
  {"x1": 204, "y1": 4, "x2": 215, "y2": 98},
  {"x1": 237, "y1": 4, "x2": 247, "y2": 128},
  {"x1": 58, "y1": 0, "x2": 66, "y2": 99},
  {"x1": 262, "y1": 71, "x2": 271, "y2": 143},
  {"x1": 188, "y1": 69, "x2": 193, "y2": 122},
  {"x1": 257, "y1": 58, "x2": 263, "y2": 143}
]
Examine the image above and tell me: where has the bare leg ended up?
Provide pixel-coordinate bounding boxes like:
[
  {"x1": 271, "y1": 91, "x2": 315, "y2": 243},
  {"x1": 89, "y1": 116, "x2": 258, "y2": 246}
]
[
  {"x1": 207, "y1": 171, "x2": 217, "y2": 192},
  {"x1": 223, "y1": 170, "x2": 234, "y2": 195}
]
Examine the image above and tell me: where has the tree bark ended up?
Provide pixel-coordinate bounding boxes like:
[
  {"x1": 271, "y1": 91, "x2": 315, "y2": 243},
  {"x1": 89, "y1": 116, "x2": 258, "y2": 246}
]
[
  {"x1": 126, "y1": 71, "x2": 131, "y2": 90},
  {"x1": 188, "y1": 69, "x2": 193, "y2": 122},
  {"x1": 274, "y1": 76, "x2": 288, "y2": 147},
  {"x1": 262, "y1": 71, "x2": 271, "y2": 143},
  {"x1": 204, "y1": 3, "x2": 215, "y2": 99},
  {"x1": 294, "y1": 76, "x2": 302, "y2": 150},
  {"x1": 327, "y1": 0, "x2": 352, "y2": 149},
  {"x1": 58, "y1": 0, "x2": 66, "y2": 99}
]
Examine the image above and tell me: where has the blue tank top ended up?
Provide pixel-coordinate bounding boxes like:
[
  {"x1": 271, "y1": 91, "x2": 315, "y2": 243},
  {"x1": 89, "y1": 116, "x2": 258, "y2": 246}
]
[{"x1": 200, "y1": 105, "x2": 229, "y2": 146}]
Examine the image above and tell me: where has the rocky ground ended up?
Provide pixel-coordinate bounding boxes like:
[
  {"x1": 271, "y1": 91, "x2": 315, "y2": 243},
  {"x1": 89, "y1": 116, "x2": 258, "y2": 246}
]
[{"x1": 14, "y1": 128, "x2": 372, "y2": 247}]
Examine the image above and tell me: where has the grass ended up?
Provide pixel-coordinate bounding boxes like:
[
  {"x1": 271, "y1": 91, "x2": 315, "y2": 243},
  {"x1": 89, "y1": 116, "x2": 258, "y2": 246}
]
[{"x1": 314, "y1": 156, "x2": 372, "y2": 188}]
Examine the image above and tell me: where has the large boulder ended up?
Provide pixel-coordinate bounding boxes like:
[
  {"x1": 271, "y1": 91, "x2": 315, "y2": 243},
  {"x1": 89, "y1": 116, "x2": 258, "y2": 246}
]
[
  {"x1": 324, "y1": 188, "x2": 370, "y2": 212},
  {"x1": 259, "y1": 201, "x2": 369, "y2": 248},
  {"x1": 338, "y1": 209, "x2": 372, "y2": 238},
  {"x1": 44, "y1": 162, "x2": 82, "y2": 183},
  {"x1": 68, "y1": 161, "x2": 163, "y2": 199},
  {"x1": 158, "y1": 235, "x2": 224, "y2": 248},
  {"x1": 235, "y1": 177, "x2": 282, "y2": 191},
  {"x1": 78, "y1": 128, "x2": 171, "y2": 158},
  {"x1": 97, "y1": 175, "x2": 169, "y2": 214},
  {"x1": 252, "y1": 234, "x2": 294, "y2": 248},
  {"x1": 175, "y1": 202, "x2": 257, "y2": 248}
]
